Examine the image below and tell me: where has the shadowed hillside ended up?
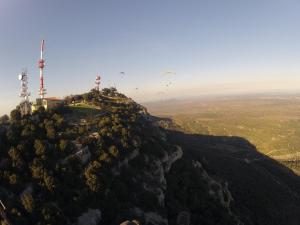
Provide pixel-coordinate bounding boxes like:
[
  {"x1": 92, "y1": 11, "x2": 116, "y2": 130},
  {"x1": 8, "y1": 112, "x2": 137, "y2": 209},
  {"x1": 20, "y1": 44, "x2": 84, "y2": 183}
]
[{"x1": 166, "y1": 130, "x2": 300, "y2": 225}]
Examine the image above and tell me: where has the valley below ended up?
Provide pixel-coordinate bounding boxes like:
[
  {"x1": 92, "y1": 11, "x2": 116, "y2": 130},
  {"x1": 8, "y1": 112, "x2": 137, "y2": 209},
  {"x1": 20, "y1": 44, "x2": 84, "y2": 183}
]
[{"x1": 145, "y1": 94, "x2": 300, "y2": 175}]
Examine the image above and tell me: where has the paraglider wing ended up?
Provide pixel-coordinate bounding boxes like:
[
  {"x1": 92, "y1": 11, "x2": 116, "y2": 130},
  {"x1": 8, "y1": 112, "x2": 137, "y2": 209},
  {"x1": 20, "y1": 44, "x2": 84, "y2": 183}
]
[
  {"x1": 119, "y1": 72, "x2": 125, "y2": 78},
  {"x1": 162, "y1": 71, "x2": 176, "y2": 76}
]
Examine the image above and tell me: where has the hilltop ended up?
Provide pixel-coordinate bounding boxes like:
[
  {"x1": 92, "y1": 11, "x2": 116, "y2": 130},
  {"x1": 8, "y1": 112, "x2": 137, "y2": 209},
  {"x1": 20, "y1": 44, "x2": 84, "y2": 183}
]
[{"x1": 0, "y1": 88, "x2": 300, "y2": 225}]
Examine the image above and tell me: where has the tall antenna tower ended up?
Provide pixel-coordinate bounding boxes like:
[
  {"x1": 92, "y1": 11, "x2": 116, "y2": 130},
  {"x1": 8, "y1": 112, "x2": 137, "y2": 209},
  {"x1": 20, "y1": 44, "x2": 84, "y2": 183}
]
[
  {"x1": 95, "y1": 74, "x2": 101, "y2": 91},
  {"x1": 38, "y1": 39, "x2": 46, "y2": 99},
  {"x1": 18, "y1": 69, "x2": 31, "y2": 115}
]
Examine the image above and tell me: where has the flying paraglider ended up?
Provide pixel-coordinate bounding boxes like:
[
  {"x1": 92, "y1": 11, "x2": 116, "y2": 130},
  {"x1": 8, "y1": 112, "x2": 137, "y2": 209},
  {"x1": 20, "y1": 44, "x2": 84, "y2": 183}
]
[
  {"x1": 165, "y1": 81, "x2": 173, "y2": 88},
  {"x1": 119, "y1": 72, "x2": 125, "y2": 78},
  {"x1": 162, "y1": 71, "x2": 176, "y2": 76}
]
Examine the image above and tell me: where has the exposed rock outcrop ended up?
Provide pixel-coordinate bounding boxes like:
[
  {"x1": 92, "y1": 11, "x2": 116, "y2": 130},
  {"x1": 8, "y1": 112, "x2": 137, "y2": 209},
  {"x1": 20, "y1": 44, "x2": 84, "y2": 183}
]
[{"x1": 76, "y1": 209, "x2": 101, "y2": 225}]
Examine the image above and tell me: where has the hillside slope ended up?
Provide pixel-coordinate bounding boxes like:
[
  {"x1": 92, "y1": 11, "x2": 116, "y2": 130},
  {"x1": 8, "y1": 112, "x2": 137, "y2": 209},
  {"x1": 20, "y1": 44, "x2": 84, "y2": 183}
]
[
  {"x1": 166, "y1": 130, "x2": 300, "y2": 225},
  {"x1": 0, "y1": 89, "x2": 299, "y2": 225}
]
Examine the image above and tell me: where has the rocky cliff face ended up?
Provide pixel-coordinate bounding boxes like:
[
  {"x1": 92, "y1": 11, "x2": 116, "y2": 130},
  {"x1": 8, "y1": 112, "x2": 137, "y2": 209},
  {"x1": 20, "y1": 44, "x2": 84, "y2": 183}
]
[{"x1": 101, "y1": 124, "x2": 184, "y2": 225}]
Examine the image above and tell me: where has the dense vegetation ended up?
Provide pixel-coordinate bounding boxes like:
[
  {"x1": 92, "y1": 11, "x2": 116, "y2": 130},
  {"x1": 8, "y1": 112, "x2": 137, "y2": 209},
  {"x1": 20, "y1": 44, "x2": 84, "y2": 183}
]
[{"x1": 0, "y1": 88, "x2": 172, "y2": 224}]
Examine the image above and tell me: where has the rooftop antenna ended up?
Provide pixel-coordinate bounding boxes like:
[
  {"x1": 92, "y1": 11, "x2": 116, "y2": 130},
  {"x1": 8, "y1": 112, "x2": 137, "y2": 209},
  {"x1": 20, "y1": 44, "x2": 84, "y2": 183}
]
[
  {"x1": 38, "y1": 39, "x2": 46, "y2": 99},
  {"x1": 18, "y1": 69, "x2": 31, "y2": 115},
  {"x1": 95, "y1": 74, "x2": 101, "y2": 91}
]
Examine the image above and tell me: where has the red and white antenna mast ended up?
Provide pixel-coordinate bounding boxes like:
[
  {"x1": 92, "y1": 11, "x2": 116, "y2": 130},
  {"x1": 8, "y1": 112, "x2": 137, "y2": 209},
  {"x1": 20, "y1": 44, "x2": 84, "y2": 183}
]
[
  {"x1": 95, "y1": 74, "x2": 101, "y2": 91},
  {"x1": 38, "y1": 39, "x2": 46, "y2": 99}
]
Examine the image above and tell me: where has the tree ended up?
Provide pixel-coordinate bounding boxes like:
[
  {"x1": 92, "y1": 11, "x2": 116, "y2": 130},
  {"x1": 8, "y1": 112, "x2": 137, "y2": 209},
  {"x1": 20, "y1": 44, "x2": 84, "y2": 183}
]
[
  {"x1": 45, "y1": 121, "x2": 55, "y2": 139},
  {"x1": 73, "y1": 95, "x2": 83, "y2": 103},
  {"x1": 99, "y1": 151, "x2": 110, "y2": 162},
  {"x1": 109, "y1": 145, "x2": 119, "y2": 157},
  {"x1": 34, "y1": 140, "x2": 46, "y2": 158},
  {"x1": 83, "y1": 93, "x2": 92, "y2": 102},
  {"x1": 59, "y1": 139, "x2": 69, "y2": 152},
  {"x1": 30, "y1": 158, "x2": 44, "y2": 179},
  {"x1": 8, "y1": 173, "x2": 18, "y2": 185},
  {"x1": 6, "y1": 126, "x2": 20, "y2": 144},
  {"x1": 41, "y1": 203, "x2": 66, "y2": 224},
  {"x1": 21, "y1": 125, "x2": 31, "y2": 137},
  {"x1": 0, "y1": 114, "x2": 9, "y2": 124},
  {"x1": 10, "y1": 109, "x2": 21, "y2": 122},
  {"x1": 84, "y1": 161, "x2": 102, "y2": 192},
  {"x1": 78, "y1": 126, "x2": 85, "y2": 135},
  {"x1": 8, "y1": 147, "x2": 24, "y2": 168},
  {"x1": 21, "y1": 193, "x2": 34, "y2": 213},
  {"x1": 52, "y1": 113, "x2": 64, "y2": 127},
  {"x1": 43, "y1": 172, "x2": 55, "y2": 192}
]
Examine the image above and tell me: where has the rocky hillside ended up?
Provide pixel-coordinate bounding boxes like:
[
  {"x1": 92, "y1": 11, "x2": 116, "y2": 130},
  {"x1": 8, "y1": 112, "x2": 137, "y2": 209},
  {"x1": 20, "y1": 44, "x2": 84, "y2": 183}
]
[{"x1": 0, "y1": 88, "x2": 299, "y2": 225}]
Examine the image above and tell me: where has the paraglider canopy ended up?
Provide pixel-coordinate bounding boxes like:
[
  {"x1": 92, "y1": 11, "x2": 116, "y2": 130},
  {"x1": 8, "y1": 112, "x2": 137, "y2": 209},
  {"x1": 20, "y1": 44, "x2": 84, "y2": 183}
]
[{"x1": 162, "y1": 71, "x2": 176, "y2": 76}]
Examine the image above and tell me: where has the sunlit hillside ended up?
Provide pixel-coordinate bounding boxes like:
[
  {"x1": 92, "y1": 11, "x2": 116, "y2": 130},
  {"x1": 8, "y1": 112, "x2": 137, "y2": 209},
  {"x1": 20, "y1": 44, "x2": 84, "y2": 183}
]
[{"x1": 146, "y1": 95, "x2": 300, "y2": 174}]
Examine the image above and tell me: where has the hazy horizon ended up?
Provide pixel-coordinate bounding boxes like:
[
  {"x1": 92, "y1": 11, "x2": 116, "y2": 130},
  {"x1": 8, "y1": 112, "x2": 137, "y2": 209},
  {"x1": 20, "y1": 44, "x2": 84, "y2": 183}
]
[{"x1": 1, "y1": 0, "x2": 300, "y2": 115}]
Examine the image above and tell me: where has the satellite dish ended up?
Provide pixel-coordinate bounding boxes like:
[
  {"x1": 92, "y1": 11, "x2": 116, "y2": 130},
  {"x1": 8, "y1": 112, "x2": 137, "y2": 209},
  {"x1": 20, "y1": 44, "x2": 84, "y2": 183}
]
[{"x1": 18, "y1": 74, "x2": 23, "y2": 80}]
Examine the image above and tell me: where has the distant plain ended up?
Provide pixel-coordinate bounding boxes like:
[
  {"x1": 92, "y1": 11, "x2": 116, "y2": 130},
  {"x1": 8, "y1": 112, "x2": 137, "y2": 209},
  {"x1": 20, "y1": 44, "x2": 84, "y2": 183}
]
[{"x1": 145, "y1": 94, "x2": 300, "y2": 174}]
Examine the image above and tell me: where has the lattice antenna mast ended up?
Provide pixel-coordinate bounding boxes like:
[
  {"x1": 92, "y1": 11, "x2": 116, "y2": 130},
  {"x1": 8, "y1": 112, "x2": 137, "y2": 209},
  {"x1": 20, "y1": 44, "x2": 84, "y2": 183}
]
[
  {"x1": 19, "y1": 69, "x2": 30, "y2": 101},
  {"x1": 18, "y1": 69, "x2": 31, "y2": 115},
  {"x1": 38, "y1": 39, "x2": 46, "y2": 99},
  {"x1": 95, "y1": 75, "x2": 101, "y2": 91}
]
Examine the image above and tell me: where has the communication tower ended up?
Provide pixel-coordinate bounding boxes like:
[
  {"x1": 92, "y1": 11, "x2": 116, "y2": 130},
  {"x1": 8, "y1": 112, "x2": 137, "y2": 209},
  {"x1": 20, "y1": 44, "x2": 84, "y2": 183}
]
[
  {"x1": 38, "y1": 40, "x2": 46, "y2": 99},
  {"x1": 95, "y1": 75, "x2": 101, "y2": 91},
  {"x1": 18, "y1": 69, "x2": 31, "y2": 115}
]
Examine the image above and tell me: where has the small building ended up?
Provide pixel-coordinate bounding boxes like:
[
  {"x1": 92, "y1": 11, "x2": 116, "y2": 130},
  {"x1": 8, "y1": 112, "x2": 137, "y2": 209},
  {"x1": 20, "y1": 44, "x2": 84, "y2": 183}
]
[{"x1": 32, "y1": 97, "x2": 64, "y2": 112}]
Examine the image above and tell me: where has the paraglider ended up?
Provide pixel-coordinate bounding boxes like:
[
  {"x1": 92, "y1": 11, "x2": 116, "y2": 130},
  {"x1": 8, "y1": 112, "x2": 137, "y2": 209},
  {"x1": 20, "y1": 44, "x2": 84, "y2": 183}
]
[
  {"x1": 119, "y1": 72, "x2": 125, "y2": 78},
  {"x1": 165, "y1": 81, "x2": 173, "y2": 89},
  {"x1": 162, "y1": 71, "x2": 176, "y2": 76},
  {"x1": 166, "y1": 81, "x2": 172, "y2": 87}
]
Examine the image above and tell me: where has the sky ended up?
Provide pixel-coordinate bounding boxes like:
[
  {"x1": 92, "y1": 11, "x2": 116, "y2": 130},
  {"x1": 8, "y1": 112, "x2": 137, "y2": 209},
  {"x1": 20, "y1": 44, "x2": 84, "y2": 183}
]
[{"x1": 1, "y1": 0, "x2": 300, "y2": 115}]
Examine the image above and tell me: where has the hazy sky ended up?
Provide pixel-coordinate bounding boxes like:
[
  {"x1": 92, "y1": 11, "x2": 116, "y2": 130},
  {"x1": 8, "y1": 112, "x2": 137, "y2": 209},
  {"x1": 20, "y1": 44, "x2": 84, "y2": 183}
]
[{"x1": 1, "y1": 0, "x2": 300, "y2": 114}]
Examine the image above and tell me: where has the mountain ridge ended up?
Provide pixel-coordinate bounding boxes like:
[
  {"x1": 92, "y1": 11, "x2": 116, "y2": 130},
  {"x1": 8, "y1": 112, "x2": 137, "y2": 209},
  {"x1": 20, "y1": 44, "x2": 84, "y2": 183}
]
[{"x1": 0, "y1": 88, "x2": 299, "y2": 225}]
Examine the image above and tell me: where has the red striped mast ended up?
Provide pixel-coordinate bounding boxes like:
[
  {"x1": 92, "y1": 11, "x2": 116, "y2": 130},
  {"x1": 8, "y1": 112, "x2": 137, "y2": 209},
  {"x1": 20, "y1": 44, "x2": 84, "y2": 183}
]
[{"x1": 38, "y1": 40, "x2": 46, "y2": 99}]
